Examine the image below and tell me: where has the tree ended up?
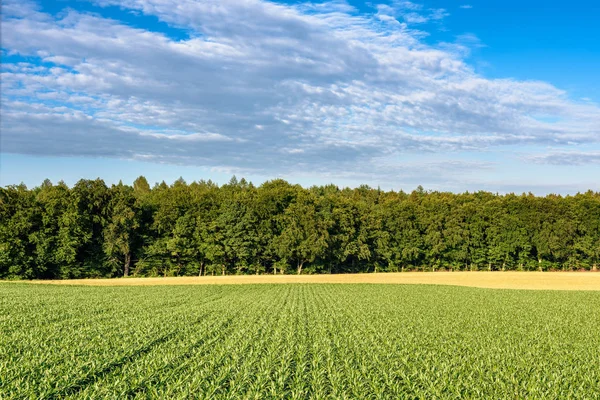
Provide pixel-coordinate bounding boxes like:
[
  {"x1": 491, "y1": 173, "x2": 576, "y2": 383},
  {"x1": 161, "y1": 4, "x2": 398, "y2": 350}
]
[
  {"x1": 275, "y1": 193, "x2": 328, "y2": 274},
  {"x1": 30, "y1": 180, "x2": 73, "y2": 279},
  {"x1": 103, "y1": 183, "x2": 140, "y2": 277},
  {"x1": 0, "y1": 184, "x2": 38, "y2": 278},
  {"x1": 2, "y1": 176, "x2": 600, "y2": 278},
  {"x1": 70, "y1": 179, "x2": 110, "y2": 277},
  {"x1": 573, "y1": 192, "x2": 600, "y2": 270}
]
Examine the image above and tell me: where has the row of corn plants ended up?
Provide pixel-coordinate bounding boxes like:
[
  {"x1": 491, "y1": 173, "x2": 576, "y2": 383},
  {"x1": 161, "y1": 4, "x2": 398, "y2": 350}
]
[{"x1": 1, "y1": 283, "x2": 600, "y2": 398}]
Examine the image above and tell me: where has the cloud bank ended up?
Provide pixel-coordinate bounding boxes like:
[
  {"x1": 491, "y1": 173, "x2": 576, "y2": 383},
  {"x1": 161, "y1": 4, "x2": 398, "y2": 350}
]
[{"x1": 1, "y1": 0, "x2": 599, "y2": 189}]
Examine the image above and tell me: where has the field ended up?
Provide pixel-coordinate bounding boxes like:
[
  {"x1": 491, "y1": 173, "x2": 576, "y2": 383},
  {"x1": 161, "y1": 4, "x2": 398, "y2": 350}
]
[
  {"x1": 2, "y1": 282, "x2": 600, "y2": 398},
  {"x1": 27, "y1": 271, "x2": 600, "y2": 290}
]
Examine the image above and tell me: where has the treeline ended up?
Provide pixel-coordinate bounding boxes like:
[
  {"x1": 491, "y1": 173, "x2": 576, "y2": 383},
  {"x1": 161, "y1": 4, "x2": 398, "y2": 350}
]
[{"x1": 1, "y1": 176, "x2": 599, "y2": 279}]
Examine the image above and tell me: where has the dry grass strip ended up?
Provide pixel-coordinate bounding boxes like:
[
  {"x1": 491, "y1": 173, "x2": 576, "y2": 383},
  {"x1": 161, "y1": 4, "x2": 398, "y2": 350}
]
[{"x1": 19, "y1": 271, "x2": 600, "y2": 290}]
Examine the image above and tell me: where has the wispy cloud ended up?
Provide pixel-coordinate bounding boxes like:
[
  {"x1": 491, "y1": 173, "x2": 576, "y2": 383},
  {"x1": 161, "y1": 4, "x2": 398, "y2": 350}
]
[
  {"x1": 0, "y1": 0, "x2": 599, "y2": 190},
  {"x1": 459, "y1": 5, "x2": 473, "y2": 9},
  {"x1": 528, "y1": 151, "x2": 600, "y2": 165},
  {"x1": 376, "y1": 1, "x2": 449, "y2": 25}
]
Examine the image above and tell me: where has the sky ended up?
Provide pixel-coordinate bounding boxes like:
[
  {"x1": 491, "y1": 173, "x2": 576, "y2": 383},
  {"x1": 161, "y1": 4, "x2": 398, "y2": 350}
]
[{"x1": 1, "y1": 0, "x2": 599, "y2": 194}]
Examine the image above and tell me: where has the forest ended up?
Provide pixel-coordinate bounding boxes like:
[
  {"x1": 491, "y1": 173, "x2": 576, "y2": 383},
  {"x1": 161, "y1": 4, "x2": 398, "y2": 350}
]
[{"x1": 1, "y1": 176, "x2": 599, "y2": 279}]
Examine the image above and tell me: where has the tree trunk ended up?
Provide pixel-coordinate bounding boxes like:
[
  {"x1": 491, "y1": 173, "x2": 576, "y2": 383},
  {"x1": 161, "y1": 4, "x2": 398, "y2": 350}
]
[
  {"x1": 297, "y1": 260, "x2": 304, "y2": 275},
  {"x1": 124, "y1": 253, "x2": 131, "y2": 277},
  {"x1": 199, "y1": 261, "x2": 204, "y2": 277},
  {"x1": 222, "y1": 264, "x2": 225, "y2": 276},
  {"x1": 593, "y1": 263, "x2": 598, "y2": 272}
]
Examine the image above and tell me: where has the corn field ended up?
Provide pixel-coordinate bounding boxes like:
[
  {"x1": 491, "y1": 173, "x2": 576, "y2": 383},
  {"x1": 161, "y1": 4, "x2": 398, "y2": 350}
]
[{"x1": 1, "y1": 283, "x2": 600, "y2": 398}]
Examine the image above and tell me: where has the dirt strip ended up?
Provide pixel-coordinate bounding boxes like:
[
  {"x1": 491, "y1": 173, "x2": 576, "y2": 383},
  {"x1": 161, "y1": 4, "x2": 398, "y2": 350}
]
[{"x1": 15, "y1": 271, "x2": 600, "y2": 290}]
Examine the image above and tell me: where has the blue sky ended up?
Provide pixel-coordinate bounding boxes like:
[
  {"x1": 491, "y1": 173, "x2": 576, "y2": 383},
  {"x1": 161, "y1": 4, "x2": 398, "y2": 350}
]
[{"x1": 1, "y1": 0, "x2": 599, "y2": 193}]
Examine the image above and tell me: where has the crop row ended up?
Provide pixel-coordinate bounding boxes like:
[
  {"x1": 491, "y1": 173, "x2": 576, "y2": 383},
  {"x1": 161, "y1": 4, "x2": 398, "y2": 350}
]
[{"x1": 1, "y1": 283, "x2": 600, "y2": 398}]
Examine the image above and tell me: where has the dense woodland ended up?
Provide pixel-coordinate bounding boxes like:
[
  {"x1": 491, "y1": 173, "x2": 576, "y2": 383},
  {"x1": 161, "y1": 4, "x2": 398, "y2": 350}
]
[{"x1": 1, "y1": 176, "x2": 599, "y2": 279}]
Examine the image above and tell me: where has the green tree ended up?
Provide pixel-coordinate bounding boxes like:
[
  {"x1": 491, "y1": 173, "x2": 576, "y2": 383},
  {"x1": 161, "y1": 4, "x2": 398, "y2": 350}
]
[
  {"x1": 275, "y1": 192, "x2": 329, "y2": 274},
  {"x1": 103, "y1": 183, "x2": 140, "y2": 277}
]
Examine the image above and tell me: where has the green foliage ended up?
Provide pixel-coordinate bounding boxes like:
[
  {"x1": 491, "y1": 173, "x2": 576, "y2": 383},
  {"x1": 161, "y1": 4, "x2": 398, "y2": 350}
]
[
  {"x1": 1, "y1": 177, "x2": 600, "y2": 278},
  {"x1": 1, "y1": 283, "x2": 600, "y2": 398},
  {"x1": 275, "y1": 192, "x2": 329, "y2": 274},
  {"x1": 103, "y1": 183, "x2": 140, "y2": 277}
]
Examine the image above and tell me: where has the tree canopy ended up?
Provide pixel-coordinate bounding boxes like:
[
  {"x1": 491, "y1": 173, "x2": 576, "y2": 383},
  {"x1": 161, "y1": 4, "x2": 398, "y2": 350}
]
[{"x1": 1, "y1": 177, "x2": 599, "y2": 279}]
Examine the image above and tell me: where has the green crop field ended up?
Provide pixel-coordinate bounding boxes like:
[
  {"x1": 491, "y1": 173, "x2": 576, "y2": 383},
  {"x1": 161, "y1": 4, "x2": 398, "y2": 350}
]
[{"x1": 1, "y1": 283, "x2": 600, "y2": 398}]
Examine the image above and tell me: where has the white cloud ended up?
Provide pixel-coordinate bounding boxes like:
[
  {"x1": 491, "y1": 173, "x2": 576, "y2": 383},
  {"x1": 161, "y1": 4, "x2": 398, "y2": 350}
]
[
  {"x1": 403, "y1": 12, "x2": 429, "y2": 23},
  {"x1": 528, "y1": 151, "x2": 600, "y2": 165},
  {"x1": 376, "y1": 1, "x2": 449, "y2": 25},
  {"x1": 459, "y1": 5, "x2": 473, "y2": 9},
  {"x1": 428, "y1": 8, "x2": 450, "y2": 21},
  {"x1": 1, "y1": 0, "x2": 599, "y2": 190},
  {"x1": 393, "y1": 1, "x2": 423, "y2": 11}
]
